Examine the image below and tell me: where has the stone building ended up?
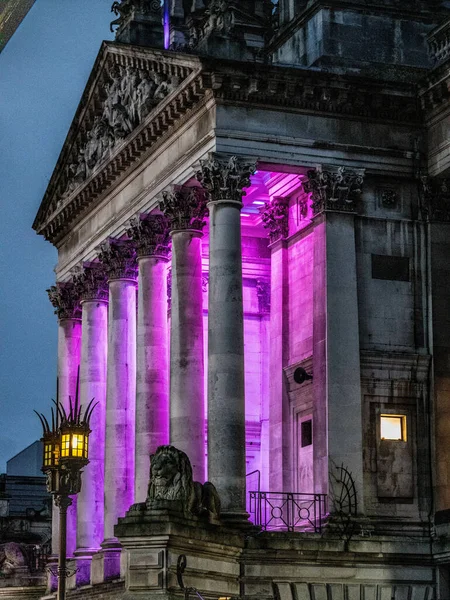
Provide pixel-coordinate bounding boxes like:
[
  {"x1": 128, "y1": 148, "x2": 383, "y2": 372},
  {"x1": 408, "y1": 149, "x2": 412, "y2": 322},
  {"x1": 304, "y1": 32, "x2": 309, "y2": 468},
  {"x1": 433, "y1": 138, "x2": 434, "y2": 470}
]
[{"x1": 32, "y1": 0, "x2": 450, "y2": 598}]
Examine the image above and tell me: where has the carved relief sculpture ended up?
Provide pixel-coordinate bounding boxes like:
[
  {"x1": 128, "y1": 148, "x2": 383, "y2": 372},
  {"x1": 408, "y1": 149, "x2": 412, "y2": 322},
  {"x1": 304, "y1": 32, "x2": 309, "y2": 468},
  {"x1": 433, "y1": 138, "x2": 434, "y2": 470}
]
[
  {"x1": 97, "y1": 239, "x2": 137, "y2": 280},
  {"x1": 47, "y1": 281, "x2": 81, "y2": 320},
  {"x1": 302, "y1": 165, "x2": 365, "y2": 215},
  {"x1": 62, "y1": 64, "x2": 180, "y2": 199},
  {"x1": 196, "y1": 154, "x2": 257, "y2": 203},
  {"x1": 160, "y1": 186, "x2": 209, "y2": 231},
  {"x1": 147, "y1": 445, "x2": 221, "y2": 519},
  {"x1": 127, "y1": 213, "x2": 171, "y2": 258},
  {"x1": 260, "y1": 196, "x2": 289, "y2": 243}
]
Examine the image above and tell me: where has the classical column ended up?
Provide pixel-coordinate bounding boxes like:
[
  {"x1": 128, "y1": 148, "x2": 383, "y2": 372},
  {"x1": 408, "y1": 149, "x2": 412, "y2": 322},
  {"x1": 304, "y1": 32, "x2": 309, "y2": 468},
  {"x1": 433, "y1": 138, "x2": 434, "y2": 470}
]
[
  {"x1": 47, "y1": 282, "x2": 81, "y2": 582},
  {"x1": 127, "y1": 215, "x2": 171, "y2": 503},
  {"x1": 303, "y1": 165, "x2": 365, "y2": 509},
  {"x1": 260, "y1": 197, "x2": 290, "y2": 492},
  {"x1": 160, "y1": 187, "x2": 208, "y2": 481},
  {"x1": 197, "y1": 154, "x2": 256, "y2": 518},
  {"x1": 72, "y1": 264, "x2": 108, "y2": 585},
  {"x1": 97, "y1": 240, "x2": 137, "y2": 551}
]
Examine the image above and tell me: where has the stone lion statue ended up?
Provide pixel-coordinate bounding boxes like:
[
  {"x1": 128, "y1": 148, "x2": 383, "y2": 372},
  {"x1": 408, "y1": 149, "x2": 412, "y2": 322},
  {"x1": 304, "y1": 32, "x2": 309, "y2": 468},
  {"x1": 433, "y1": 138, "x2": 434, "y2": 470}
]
[
  {"x1": 0, "y1": 543, "x2": 27, "y2": 576},
  {"x1": 147, "y1": 445, "x2": 221, "y2": 520}
]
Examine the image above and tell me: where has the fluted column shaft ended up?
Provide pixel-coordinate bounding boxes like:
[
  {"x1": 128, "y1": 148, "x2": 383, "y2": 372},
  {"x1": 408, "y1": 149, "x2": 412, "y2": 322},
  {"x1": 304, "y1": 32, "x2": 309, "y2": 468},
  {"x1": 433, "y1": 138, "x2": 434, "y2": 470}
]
[
  {"x1": 73, "y1": 266, "x2": 108, "y2": 585},
  {"x1": 160, "y1": 187, "x2": 208, "y2": 481},
  {"x1": 128, "y1": 215, "x2": 171, "y2": 503},
  {"x1": 98, "y1": 241, "x2": 137, "y2": 542},
  {"x1": 197, "y1": 155, "x2": 256, "y2": 516}
]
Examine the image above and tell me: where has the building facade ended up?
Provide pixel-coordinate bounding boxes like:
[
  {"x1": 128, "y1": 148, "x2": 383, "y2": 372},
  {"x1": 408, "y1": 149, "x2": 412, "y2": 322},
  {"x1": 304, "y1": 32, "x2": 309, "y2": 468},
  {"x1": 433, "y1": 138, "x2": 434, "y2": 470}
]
[{"x1": 32, "y1": 1, "x2": 450, "y2": 598}]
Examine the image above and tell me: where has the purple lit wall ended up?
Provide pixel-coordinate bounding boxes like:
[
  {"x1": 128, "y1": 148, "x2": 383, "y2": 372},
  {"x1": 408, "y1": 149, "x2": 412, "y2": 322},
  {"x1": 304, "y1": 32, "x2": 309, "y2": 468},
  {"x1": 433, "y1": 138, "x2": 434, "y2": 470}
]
[{"x1": 163, "y1": 0, "x2": 170, "y2": 49}]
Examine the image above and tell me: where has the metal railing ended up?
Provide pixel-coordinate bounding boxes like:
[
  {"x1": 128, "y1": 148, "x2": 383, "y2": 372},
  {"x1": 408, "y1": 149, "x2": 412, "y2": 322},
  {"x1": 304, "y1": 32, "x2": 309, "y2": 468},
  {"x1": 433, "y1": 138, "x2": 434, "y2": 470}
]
[{"x1": 248, "y1": 491, "x2": 327, "y2": 533}]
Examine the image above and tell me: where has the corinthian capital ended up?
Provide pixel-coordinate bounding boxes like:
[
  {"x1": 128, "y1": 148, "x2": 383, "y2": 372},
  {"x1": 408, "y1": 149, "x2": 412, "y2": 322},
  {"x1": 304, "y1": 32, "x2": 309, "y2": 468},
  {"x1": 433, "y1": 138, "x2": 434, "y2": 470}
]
[
  {"x1": 160, "y1": 186, "x2": 208, "y2": 232},
  {"x1": 127, "y1": 214, "x2": 171, "y2": 258},
  {"x1": 97, "y1": 239, "x2": 137, "y2": 281},
  {"x1": 73, "y1": 264, "x2": 109, "y2": 302},
  {"x1": 196, "y1": 154, "x2": 257, "y2": 205},
  {"x1": 47, "y1": 282, "x2": 81, "y2": 320},
  {"x1": 260, "y1": 197, "x2": 289, "y2": 244},
  {"x1": 302, "y1": 166, "x2": 364, "y2": 215}
]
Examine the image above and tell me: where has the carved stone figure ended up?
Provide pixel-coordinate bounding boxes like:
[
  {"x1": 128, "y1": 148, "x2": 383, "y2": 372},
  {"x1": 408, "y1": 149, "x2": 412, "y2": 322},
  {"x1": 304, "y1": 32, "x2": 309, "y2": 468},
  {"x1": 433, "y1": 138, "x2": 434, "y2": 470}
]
[
  {"x1": 136, "y1": 70, "x2": 157, "y2": 121},
  {"x1": 260, "y1": 196, "x2": 289, "y2": 243},
  {"x1": 0, "y1": 543, "x2": 27, "y2": 576},
  {"x1": 62, "y1": 64, "x2": 182, "y2": 198},
  {"x1": 205, "y1": 0, "x2": 234, "y2": 36},
  {"x1": 147, "y1": 445, "x2": 221, "y2": 519},
  {"x1": 110, "y1": 0, "x2": 134, "y2": 32}
]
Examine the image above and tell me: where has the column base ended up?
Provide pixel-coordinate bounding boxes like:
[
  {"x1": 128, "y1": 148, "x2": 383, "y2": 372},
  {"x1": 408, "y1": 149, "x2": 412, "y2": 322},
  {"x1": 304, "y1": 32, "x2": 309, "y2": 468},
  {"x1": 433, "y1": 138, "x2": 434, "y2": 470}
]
[
  {"x1": 221, "y1": 510, "x2": 255, "y2": 530},
  {"x1": 90, "y1": 538, "x2": 122, "y2": 584},
  {"x1": 73, "y1": 547, "x2": 99, "y2": 587}
]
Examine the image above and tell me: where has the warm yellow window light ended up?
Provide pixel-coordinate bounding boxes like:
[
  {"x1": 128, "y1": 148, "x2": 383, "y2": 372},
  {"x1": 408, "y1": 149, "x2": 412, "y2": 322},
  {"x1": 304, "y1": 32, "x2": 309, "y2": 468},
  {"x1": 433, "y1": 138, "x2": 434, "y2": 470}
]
[
  {"x1": 61, "y1": 432, "x2": 87, "y2": 458},
  {"x1": 380, "y1": 415, "x2": 406, "y2": 441}
]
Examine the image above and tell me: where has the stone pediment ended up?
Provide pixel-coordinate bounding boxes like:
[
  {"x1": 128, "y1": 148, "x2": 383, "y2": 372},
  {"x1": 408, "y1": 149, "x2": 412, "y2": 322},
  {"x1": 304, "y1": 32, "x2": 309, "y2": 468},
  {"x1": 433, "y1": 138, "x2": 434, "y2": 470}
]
[
  {"x1": 33, "y1": 42, "x2": 207, "y2": 244},
  {"x1": 33, "y1": 41, "x2": 422, "y2": 245}
]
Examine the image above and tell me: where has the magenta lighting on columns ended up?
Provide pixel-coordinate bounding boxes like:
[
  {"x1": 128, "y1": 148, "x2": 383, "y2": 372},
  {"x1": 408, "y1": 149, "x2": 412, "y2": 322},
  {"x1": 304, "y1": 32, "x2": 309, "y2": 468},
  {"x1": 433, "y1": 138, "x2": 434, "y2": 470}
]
[{"x1": 163, "y1": 0, "x2": 170, "y2": 49}]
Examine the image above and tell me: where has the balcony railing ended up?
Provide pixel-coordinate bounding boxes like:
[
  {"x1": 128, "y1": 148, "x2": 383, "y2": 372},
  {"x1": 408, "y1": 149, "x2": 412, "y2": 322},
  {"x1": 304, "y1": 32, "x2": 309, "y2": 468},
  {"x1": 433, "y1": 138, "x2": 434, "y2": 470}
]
[{"x1": 248, "y1": 491, "x2": 327, "y2": 533}]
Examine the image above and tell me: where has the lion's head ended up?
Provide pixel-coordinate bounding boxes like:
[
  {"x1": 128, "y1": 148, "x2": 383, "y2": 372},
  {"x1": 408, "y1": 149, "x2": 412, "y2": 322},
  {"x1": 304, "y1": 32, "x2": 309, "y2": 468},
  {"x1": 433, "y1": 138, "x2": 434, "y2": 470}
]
[{"x1": 147, "y1": 445, "x2": 194, "y2": 505}]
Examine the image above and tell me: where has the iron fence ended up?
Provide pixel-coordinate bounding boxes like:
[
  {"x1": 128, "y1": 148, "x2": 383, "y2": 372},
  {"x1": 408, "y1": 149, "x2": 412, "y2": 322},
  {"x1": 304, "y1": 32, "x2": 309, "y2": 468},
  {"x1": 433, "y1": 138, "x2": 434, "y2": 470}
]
[{"x1": 248, "y1": 491, "x2": 327, "y2": 533}]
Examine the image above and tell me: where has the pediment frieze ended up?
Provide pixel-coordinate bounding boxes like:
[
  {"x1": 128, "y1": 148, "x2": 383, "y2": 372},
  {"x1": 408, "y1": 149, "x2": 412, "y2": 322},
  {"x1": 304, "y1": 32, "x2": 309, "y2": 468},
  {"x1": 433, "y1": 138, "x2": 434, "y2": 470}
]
[{"x1": 33, "y1": 42, "x2": 206, "y2": 244}]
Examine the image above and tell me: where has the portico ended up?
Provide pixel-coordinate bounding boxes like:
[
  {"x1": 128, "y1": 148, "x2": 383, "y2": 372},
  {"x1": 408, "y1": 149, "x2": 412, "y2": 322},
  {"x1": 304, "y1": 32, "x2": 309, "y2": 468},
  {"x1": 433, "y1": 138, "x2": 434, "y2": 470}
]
[{"x1": 33, "y1": 5, "x2": 441, "y2": 595}]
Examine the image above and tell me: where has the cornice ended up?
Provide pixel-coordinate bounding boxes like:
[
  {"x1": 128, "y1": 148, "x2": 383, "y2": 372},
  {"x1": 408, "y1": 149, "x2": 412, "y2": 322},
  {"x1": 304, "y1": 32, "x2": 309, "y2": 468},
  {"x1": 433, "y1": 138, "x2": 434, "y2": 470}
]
[{"x1": 34, "y1": 47, "x2": 421, "y2": 247}]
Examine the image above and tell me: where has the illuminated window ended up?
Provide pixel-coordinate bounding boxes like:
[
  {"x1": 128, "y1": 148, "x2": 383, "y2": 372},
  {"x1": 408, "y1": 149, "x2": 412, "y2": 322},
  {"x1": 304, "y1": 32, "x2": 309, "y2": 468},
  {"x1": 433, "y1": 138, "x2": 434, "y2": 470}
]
[
  {"x1": 60, "y1": 433, "x2": 87, "y2": 458},
  {"x1": 380, "y1": 415, "x2": 406, "y2": 441},
  {"x1": 44, "y1": 443, "x2": 52, "y2": 467}
]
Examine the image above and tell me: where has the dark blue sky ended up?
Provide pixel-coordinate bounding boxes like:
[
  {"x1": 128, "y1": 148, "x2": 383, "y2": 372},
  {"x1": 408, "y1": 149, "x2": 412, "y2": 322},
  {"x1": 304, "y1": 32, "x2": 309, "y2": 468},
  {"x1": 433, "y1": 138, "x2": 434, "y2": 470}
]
[{"x1": 0, "y1": 0, "x2": 113, "y2": 472}]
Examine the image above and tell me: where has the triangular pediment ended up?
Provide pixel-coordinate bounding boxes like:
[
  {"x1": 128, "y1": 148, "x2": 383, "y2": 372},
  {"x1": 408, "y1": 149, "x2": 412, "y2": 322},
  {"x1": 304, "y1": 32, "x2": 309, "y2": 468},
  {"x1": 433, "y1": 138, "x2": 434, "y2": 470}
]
[{"x1": 33, "y1": 42, "x2": 205, "y2": 244}]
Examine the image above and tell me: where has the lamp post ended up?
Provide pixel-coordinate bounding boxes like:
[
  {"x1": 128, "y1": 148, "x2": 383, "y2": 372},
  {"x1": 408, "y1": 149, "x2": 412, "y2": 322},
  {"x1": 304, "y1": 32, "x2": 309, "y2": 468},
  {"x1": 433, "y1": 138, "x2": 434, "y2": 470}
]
[{"x1": 35, "y1": 378, "x2": 96, "y2": 600}]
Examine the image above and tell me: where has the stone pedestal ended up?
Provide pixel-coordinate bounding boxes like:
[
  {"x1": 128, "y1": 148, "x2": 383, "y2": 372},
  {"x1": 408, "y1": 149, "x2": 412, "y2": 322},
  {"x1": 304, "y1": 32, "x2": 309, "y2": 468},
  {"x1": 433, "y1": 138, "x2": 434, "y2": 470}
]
[{"x1": 115, "y1": 504, "x2": 243, "y2": 600}]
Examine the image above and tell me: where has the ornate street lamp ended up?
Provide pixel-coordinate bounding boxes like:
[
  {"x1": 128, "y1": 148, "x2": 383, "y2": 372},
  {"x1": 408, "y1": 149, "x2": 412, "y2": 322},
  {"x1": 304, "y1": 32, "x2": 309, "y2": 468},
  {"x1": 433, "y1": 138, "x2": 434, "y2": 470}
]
[{"x1": 35, "y1": 376, "x2": 97, "y2": 600}]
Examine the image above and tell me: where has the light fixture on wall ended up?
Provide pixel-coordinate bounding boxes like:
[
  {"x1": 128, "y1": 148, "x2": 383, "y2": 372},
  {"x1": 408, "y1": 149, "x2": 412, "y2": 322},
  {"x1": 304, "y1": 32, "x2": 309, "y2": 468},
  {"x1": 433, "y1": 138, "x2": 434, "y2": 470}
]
[{"x1": 293, "y1": 367, "x2": 313, "y2": 384}]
